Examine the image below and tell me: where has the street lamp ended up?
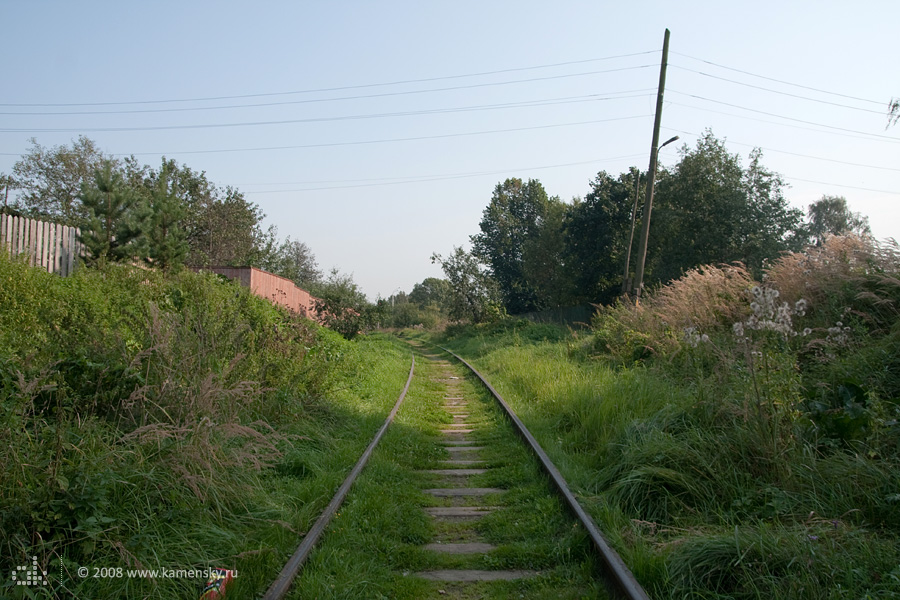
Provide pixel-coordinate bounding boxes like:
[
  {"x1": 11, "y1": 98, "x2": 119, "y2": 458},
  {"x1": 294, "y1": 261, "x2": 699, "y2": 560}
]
[{"x1": 632, "y1": 134, "x2": 679, "y2": 302}]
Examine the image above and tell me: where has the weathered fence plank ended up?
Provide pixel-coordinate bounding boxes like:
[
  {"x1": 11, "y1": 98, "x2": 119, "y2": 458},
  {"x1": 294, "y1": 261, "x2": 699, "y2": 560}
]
[{"x1": 0, "y1": 213, "x2": 83, "y2": 276}]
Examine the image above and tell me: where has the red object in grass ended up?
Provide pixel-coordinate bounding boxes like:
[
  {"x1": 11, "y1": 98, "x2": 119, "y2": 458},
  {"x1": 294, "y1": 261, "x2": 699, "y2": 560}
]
[{"x1": 199, "y1": 568, "x2": 234, "y2": 599}]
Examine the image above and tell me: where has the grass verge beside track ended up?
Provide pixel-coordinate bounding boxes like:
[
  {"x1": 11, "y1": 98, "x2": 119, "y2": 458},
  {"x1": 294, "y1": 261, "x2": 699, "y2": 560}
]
[{"x1": 425, "y1": 321, "x2": 900, "y2": 600}]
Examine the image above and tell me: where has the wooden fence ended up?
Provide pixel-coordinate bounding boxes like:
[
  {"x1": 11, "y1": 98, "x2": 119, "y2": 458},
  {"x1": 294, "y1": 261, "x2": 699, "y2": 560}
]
[{"x1": 0, "y1": 213, "x2": 82, "y2": 276}]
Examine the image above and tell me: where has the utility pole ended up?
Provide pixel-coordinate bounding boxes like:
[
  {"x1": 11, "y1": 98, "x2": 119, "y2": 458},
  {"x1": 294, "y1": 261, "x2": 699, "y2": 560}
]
[
  {"x1": 633, "y1": 28, "x2": 671, "y2": 304},
  {"x1": 621, "y1": 168, "x2": 640, "y2": 295}
]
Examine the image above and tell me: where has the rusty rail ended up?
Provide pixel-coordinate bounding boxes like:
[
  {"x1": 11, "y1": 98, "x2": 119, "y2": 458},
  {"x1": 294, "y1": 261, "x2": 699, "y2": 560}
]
[
  {"x1": 439, "y1": 346, "x2": 651, "y2": 600},
  {"x1": 262, "y1": 353, "x2": 415, "y2": 600}
]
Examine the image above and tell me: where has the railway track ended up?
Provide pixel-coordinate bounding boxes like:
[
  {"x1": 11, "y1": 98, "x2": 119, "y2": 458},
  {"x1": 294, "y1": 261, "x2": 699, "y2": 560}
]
[{"x1": 262, "y1": 339, "x2": 648, "y2": 599}]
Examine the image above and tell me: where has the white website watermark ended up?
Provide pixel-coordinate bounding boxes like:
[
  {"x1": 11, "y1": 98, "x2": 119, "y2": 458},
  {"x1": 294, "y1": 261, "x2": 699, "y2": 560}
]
[
  {"x1": 9, "y1": 558, "x2": 236, "y2": 588},
  {"x1": 11, "y1": 557, "x2": 48, "y2": 587},
  {"x1": 74, "y1": 566, "x2": 237, "y2": 580}
]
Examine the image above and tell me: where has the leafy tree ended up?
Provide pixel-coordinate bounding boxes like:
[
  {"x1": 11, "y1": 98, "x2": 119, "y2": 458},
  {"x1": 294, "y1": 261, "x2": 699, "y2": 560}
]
[
  {"x1": 807, "y1": 195, "x2": 871, "y2": 245},
  {"x1": 522, "y1": 198, "x2": 573, "y2": 308},
  {"x1": 650, "y1": 133, "x2": 747, "y2": 283},
  {"x1": 470, "y1": 178, "x2": 551, "y2": 314},
  {"x1": 650, "y1": 131, "x2": 802, "y2": 283},
  {"x1": 739, "y1": 148, "x2": 805, "y2": 268},
  {"x1": 11, "y1": 136, "x2": 111, "y2": 224},
  {"x1": 262, "y1": 236, "x2": 321, "y2": 287},
  {"x1": 200, "y1": 186, "x2": 269, "y2": 266},
  {"x1": 311, "y1": 269, "x2": 372, "y2": 340},
  {"x1": 563, "y1": 171, "x2": 637, "y2": 303},
  {"x1": 78, "y1": 161, "x2": 148, "y2": 267},
  {"x1": 431, "y1": 247, "x2": 503, "y2": 323},
  {"x1": 409, "y1": 277, "x2": 452, "y2": 312}
]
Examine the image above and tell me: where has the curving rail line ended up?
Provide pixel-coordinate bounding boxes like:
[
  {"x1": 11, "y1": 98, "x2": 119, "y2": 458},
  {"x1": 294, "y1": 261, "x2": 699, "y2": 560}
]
[{"x1": 261, "y1": 342, "x2": 649, "y2": 599}]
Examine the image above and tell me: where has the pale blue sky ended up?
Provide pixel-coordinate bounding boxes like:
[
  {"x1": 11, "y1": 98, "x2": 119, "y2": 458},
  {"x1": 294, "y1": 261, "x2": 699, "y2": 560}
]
[{"x1": 2, "y1": 1, "x2": 897, "y2": 299}]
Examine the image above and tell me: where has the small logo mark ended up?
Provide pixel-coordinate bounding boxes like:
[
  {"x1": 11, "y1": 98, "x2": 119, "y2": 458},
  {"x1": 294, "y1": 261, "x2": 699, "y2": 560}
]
[{"x1": 11, "y1": 556, "x2": 48, "y2": 586}]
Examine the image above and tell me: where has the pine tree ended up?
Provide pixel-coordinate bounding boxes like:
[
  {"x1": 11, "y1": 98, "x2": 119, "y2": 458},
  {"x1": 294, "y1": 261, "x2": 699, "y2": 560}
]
[
  {"x1": 144, "y1": 164, "x2": 188, "y2": 270},
  {"x1": 78, "y1": 161, "x2": 148, "y2": 267}
]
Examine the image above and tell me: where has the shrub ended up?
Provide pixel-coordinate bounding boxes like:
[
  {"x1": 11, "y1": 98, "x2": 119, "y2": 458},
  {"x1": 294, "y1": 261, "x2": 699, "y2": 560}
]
[{"x1": 0, "y1": 253, "x2": 358, "y2": 594}]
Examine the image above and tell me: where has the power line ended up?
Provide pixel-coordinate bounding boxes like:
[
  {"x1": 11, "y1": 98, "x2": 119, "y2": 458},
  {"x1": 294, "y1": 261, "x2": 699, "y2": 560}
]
[
  {"x1": 0, "y1": 85, "x2": 656, "y2": 117},
  {"x1": 109, "y1": 114, "x2": 653, "y2": 157},
  {"x1": 0, "y1": 91, "x2": 655, "y2": 133},
  {"x1": 0, "y1": 51, "x2": 658, "y2": 108},
  {"x1": 782, "y1": 176, "x2": 899, "y2": 196},
  {"x1": 0, "y1": 88, "x2": 653, "y2": 124},
  {"x1": 670, "y1": 100, "x2": 900, "y2": 145},
  {"x1": 669, "y1": 93, "x2": 900, "y2": 144},
  {"x1": 662, "y1": 127, "x2": 900, "y2": 172},
  {"x1": 670, "y1": 64, "x2": 885, "y2": 115},
  {"x1": 241, "y1": 154, "x2": 648, "y2": 194},
  {"x1": 671, "y1": 51, "x2": 885, "y2": 106}
]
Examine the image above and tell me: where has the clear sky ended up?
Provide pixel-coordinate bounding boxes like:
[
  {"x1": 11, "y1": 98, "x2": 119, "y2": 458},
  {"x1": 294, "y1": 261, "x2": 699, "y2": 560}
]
[{"x1": 2, "y1": 1, "x2": 897, "y2": 299}]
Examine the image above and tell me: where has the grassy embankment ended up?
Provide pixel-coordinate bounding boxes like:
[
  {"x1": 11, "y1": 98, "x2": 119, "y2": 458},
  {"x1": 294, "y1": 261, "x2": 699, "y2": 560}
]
[
  {"x1": 0, "y1": 253, "x2": 411, "y2": 599},
  {"x1": 431, "y1": 236, "x2": 900, "y2": 599}
]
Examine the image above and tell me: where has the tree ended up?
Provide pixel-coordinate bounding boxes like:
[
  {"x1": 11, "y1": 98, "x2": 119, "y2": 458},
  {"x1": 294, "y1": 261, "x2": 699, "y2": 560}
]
[
  {"x1": 470, "y1": 178, "x2": 551, "y2": 314},
  {"x1": 311, "y1": 269, "x2": 372, "y2": 340},
  {"x1": 739, "y1": 148, "x2": 805, "y2": 268},
  {"x1": 136, "y1": 159, "x2": 268, "y2": 268},
  {"x1": 650, "y1": 131, "x2": 802, "y2": 283},
  {"x1": 563, "y1": 171, "x2": 636, "y2": 303},
  {"x1": 11, "y1": 136, "x2": 111, "y2": 224},
  {"x1": 78, "y1": 161, "x2": 148, "y2": 267},
  {"x1": 409, "y1": 277, "x2": 452, "y2": 312},
  {"x1": 431, "y1": 247, "x2": 503, "y2": 324},
  {"x1": 651, "y1": 133, "x2": 747, "y2": 283},
  {"x1": 262, "y1": 236, "x2": 321, "y2": 287},
  {"x1": 144, "y1": 163, "x2": 189, "y2": 270},
  {"x1": 889, "y1": 98, "x2": 899, "y2": 128},
  {"x1": 522, "y1": 198, "x2": 573, "y2": 308},
  {"x1": 807, "y1": 195, "x2": 871, "y2": 246}
]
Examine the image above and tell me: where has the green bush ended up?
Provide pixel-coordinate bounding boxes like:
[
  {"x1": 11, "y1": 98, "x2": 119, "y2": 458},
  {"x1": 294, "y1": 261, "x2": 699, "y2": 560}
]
[{"x1": 0, "y1": 252, "x2": 383, "y2": 598}]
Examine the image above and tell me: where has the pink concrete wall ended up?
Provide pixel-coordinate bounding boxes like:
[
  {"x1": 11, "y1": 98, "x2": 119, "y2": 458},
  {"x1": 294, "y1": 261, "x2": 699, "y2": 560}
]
[{"x1": 206, "y1": 266, "x2": 320, "y2": 320}]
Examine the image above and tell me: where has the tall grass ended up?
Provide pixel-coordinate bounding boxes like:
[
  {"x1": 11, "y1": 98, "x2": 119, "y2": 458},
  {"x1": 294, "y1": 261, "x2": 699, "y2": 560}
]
[
  {"x1": 435, "y1": 236, "x2": 900, "y2": 599},
  {"x1": 0, "y1": 253, "x2": 410, "y2": 598}
]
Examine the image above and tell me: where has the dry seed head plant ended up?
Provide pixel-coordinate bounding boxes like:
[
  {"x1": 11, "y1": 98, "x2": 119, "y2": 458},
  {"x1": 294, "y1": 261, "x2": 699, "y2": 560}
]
[{"x1": 765, "y1": 234, "x2": 898, "y2": 308}]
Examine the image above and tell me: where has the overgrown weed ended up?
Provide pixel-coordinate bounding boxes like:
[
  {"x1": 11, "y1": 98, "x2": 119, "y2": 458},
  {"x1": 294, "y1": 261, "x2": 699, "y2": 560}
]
[
  {"x1": 0, "y1": 253, "x2": 403, "y2": 598},
  {"x1": 436, "y1": 235, "x2": 900, "y2": 599}
]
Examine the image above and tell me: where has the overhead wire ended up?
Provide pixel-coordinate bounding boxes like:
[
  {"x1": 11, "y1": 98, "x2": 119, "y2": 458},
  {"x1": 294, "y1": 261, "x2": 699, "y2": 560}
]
[
  {"x1": 1, "y1": 48, "x2": 895, "y2": 203},
  {"x1": 0, "y1": 50, "x2": 659, "y2": 108},
  {"x1": 669, "y1": 64, "x2": 885, "y2": 115},
  {"x1": 782, "y1": 177, "x2": 899, "y2": 196},
  {"x1": 0, "y1": 91, "x2": 656, "y2": 133},
  {"x1": 670, "y1": 51, "x2": 885, "y2": 106},
  {"x1": 111, "y1": 114, "x2": 653, "y2": 157},
  {"x1": 240, "y1": 154, "x2": 648, "y2": 194},
  {"x1": 668, "y1": 90, "x2": 900, "y2": 142},
  {"x1": 0, "y1": 86, "x2": 655, "y2": 117},
  {"x1": 668, "y1": 97, "x2": 900, "y2": 145},
  {"x1": 661, "y1": 127, "x2": 900, "y2": 173}
]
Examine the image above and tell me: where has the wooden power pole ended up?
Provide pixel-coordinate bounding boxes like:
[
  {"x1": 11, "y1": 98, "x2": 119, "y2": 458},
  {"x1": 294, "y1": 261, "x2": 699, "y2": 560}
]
[{"x1": 633, "y1": 28, "x2": 671, "y2": 303}]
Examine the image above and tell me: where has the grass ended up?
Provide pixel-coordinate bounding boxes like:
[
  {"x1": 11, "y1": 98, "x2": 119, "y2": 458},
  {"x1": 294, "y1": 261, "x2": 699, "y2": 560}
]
[
  {"x1": 287, "y1": 340, "x2": 606, "y2": 599},
  {"x1": 0, "y1": 253, "x2": 415, "y2": 599},
  {"x1": 429, "y1": 307, "x2": 900, "y2": 599}
]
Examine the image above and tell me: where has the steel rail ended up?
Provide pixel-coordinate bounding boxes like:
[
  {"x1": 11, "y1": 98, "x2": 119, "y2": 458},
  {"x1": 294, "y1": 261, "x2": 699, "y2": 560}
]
[
  {"x1": 262, "y1": 353, "x2": 416, "y2": 600},
  {"x1": 439, "y1": 346, "x2": 651, "y2": 600}
]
